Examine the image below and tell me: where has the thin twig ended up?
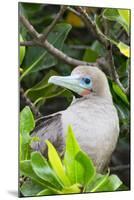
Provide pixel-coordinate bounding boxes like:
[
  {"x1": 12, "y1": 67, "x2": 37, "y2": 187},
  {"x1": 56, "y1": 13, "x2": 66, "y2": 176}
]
[
  {"x1": 67, "y1": 6, "x2": 81, "y2": 17},
  {"x1": 107, "y1": 44, "x2": 126, "y2": 93},
  {"x1": 75, "y1": 7, "x2": 127, "y2": 93},
  {"x1": 69, "y1": 44, "x2": 92, "y2": 50},
  {"x1": 20, "y1": 41, "x2": 35, "y2": 46},
  {"x1": 20, "y1": 88, "x2": 42, "y2": 118},
  {"x1": 19, "y1": 15, "x2": 40, "y2": 39},
  {"x1": 39, "y1": 5, "x2": 68, "y2": 42},
  {"x1": 39, "y1": 40, "x2": 96, "y2": 66},
  {"x1": 76, "y1": 6, "x2": 108, "y2": 47},
  {"x1": 19, "y1": 15, "x2": 128, "y2": 94}
]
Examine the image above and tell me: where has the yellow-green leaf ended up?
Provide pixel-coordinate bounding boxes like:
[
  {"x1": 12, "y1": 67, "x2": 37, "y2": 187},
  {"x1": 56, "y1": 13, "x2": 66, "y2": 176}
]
[
  {"x1": 118, "y1": 9, "x2": 130, "y2": 28},
  {"x1": 117, "y1": 42, "x2": 130, "y2": 58},
  {"x1": 46, "y1": 140, "x2": 71, "y2": 186},
  {"x1": 20, "y1": 34, "x2": 26, "y2": 65},
  {"x1": 64, "y1": 126, "x2": 84, "y2": 184}
]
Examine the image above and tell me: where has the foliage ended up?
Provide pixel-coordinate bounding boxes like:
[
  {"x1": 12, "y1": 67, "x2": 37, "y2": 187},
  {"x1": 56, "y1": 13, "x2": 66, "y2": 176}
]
[
  {"x1": 19, "y1": 3, "x2": 130, "y2": 195},
  {"x1": 20, "y1": 107, "x2": 122, "y2": 196},
  {"x1": 20, "y1": 34, "x2": 25, "y2": 65}
]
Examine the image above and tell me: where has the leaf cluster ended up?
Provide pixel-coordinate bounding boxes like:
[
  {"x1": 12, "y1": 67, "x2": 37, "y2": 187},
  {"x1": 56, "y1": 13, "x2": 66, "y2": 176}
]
[{"x1": 20, "y1": 107, "x2": 122, "y2": 197}]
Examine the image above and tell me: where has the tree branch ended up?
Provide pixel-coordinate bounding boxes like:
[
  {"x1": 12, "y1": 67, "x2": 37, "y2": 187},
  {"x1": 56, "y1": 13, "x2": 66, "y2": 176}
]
[
  {"x1": 75, "y1": 7, "x2": 127, "y2": 94},
  {"x1": 39, "y1": 40, "x2": 96, "y2": 66},
  {"x1": 39, "y1": 5, "x2": 68, "y2": 42},
  {"x1": 19, "y1": 15, "x2": 96, "y2": 67},
  {"x1": 107, "y1": 44, "x2": 127, "y2": 93},
  {"x1": 76, "y1": 6, "x2": 108, "y2": 47},
  {"x1": 19, "y1": 14, "x2": 128, "y2": 94},
  {"x1": 19, "y1": 15, "x2": 40, "y2": 39},
  {"x1": 67, "y1": 6, "x2": 81, "y2": 17},
  {"x1": 20, "y1": 41, "x2": 35, "y2": 46}
]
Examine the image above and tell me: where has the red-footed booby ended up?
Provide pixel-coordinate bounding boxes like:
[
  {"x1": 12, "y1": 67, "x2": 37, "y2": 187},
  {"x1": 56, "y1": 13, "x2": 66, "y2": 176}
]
[{"x1": 31, "y1": 66, "x2": 119, "y2": 172}]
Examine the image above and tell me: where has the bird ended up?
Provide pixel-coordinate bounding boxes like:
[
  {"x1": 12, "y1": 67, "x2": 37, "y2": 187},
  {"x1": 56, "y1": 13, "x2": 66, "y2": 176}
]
[{"x1": 31, "y1": 65, "x2": 119, "y2": 172}]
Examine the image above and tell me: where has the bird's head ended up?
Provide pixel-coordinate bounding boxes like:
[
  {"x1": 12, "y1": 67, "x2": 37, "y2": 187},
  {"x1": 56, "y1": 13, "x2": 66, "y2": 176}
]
[{"x1": 48, "y1": 65, "x2": 112, "y2": 99}]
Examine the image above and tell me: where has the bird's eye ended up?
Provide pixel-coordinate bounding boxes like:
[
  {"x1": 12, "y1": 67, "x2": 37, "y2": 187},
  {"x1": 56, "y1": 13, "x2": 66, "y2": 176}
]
[
  {"x1": 84, "y1": 78, "x2": 91, "y2": 84},
  {"x1": 80, "y1": 76, "x2": 92, "y2": 88}
]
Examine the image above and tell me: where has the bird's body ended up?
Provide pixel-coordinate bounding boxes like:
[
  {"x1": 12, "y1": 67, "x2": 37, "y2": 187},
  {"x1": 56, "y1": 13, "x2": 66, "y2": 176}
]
[
  {"x1": 31, "y1": 66, "x2": 119, "y2": 172},
  {"x1": 61, "y1": 94, "x2": 119, "y2": 171}
]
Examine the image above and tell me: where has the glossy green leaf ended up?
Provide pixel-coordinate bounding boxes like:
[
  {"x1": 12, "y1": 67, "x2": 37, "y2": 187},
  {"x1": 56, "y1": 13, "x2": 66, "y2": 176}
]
[
  {"x1": 112, "y1": 82, "x2": 129, "y2": 106},
  {"x1": 83, "y1": 48, "x2": 99, "y2": 62},
  {"x1": 64, "y1": 126, "x2": 84, "y2": 184},
  {"x1": 20, "y1": 142, "x2": 31, "y2": 161},
  {"x1": 20, "y1": 106, "x2": 35, "y2": 136},
  {"x1": 20, "y1": 179, "x2": 44, "y2": 197},
  {"x1": 37, "y1": 188, "x2": 56, "y2": 196},
  {"x1": 22, "y1": 3, "x2": 42, "y2": 14},
  {"x1": 25, "y1": 70, "x2": 59, "y2": 101},
  {"x1": 95, "y1": 15, "x2": 130, "y2": 57},
  {"x1": 75, "y1": 151, "x2": 96, "y2": 190},
  {"x1": 20, "y1": 34, "x2": 25, "y2": 65},
  {"x1": 118, "y1": 9, "x2": 130, "y2": 30},
  {"x1": 95, "y1": 174, "x2": 122, "y2": 192},
  {"x1": 61, "y1": 183, "x2": 81, "y2": 194},
  {"x1": 20, "y1": 106, "x2": 35, "y2": 160},
  {"x1": 103, "y1": 8, "x2": 129, "y2": 34},
  {"x1": 20, "y1": 50, "x2": 48, "y2": 81},
  {"x1": 25, "y1": 70, "x2": 73, "y2": 107},
  {"x1": 90, "y1": 40, "x2": 106, "y2": 57},
  {"x1": 115, "y1": 104, "x2": 129, "y2": 124},
  {"x1": 20, "y1": 160, "x2": 47, "y2": 187},
  {"x1": 20, "y1": 23, "x2": 72, "y2": 80},
  {"x1": 33, "y1": 88, "x2": 73, "y2": 108},
  {"x1": 26, "y1": 70, "x2": 58, "y2": 95},
  {"x1": 117, "y1": 42, "x2": 130, "y2": 58},
  {"x1": 31, "y1": 151, "x2": 63, "y2": 190},
  {"x1": 86, "y1": 172, "x2": 109, "y2": 192},
  {"x1": 46, "y1": 140, "x2": 71, "y2": 186}
]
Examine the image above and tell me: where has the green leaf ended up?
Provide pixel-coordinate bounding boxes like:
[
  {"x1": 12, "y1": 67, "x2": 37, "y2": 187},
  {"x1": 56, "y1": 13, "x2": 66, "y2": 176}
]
[
  {"x1": 86, "y1": 172, "x2": 109, "y2": 192},
  {"x1": 75, "y1": 151, "x2": 96, "y2": 190},
  {"x1": 90, "y1": 40, "x2": 106, "y2": 57},
  {"x1": 31, "y1": 151, "x2": 63, "y2": 190},
  {"x1": 46, "y1": 140, "x2": 71, "y2": 186},
  {"x1": 61, "y1": 183, "x2": 81, "y2": 194},
  {"x1": 22, "y1": 3, "x2": 42, "y2": 14},
  {"x1": 64, "y1": 126, "x2": 83, "y2": 184},
  {"x1": 112, "y1": 82, "x2": 129, "y2": 106},
  {"x1": 37, "y1": 188, "x2": 56, "y2": 196},
  {"x1": 20, "y1": 34, "x2": 25, "y2": 65},
  {"x1": 20, "y1": 50, "x2": 48, "y2": 81},
  {"x1": 117, "y1": 42, "x2": 130, "y2": 58},
  {"x1": 20, "y1": 160, "x2": 47, "y2": 187},
  {"x1": 20, "y1": 106, "x2": 35, "y2": 160},
  {"x1": 20, "y1": 106, "x2": 35, "y2": 136},
  {"x1": 20, "y1": 179, "x2": 44, "y2": 197},
  {"x1": 25, "y1": 69, "x2": 73, "y2": 107},
  {"x1": 95, "y1": 174, "x2": 122, "y2": 192},
  {"x1": 95, "y1": 15, "x2": 130, "y2": 57},
  {"x1": 118, "y1": 9, "x2": 130, "y2": 30},
  {"x1": 26, "y1": 70, "x2": 58, "y2": 94},
  {"x1": 20, "y1": 23, "x2": 72, "y2": 80},
  {"x1": 25, "y1": 70, "x2": 59, "y2": 101},
  {"x1": 103, "y1": 8, "x2": 129, "y2": 34},
  {"x1": 83, "y1": 48, "x2": 99, "y2": 62}
]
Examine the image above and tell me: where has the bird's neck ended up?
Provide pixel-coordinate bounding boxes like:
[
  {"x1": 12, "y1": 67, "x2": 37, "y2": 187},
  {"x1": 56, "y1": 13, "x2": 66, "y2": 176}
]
[{"x1": 97, "y1": 86, "x2": 113, "y2": 102}]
